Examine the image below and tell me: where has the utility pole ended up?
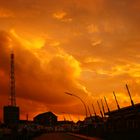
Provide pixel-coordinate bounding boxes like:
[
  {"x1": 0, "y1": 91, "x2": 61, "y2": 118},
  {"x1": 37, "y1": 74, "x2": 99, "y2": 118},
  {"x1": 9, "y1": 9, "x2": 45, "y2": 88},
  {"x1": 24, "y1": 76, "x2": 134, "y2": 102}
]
[
  {"x1": 92, "y1": 104, "x2": 97, "y2": 116},
  {"x1": 104, "y1": 96, "x2": 110, "y2": 112},
  {"x1": 113, "y1": 91, "x2": 120, "y2": 110},
  {"x1": 87, "y1": 106, "x2": 92, "y2": 117},
  {"x1": 126, "y1": 84, "x2": 135, "y2": 106},
  {"x1": 97, "y1": 100, "x2": 103, "y2": 118},
  {"x1": 101, "y1": 99, "x2": 105, "y2": 116}
]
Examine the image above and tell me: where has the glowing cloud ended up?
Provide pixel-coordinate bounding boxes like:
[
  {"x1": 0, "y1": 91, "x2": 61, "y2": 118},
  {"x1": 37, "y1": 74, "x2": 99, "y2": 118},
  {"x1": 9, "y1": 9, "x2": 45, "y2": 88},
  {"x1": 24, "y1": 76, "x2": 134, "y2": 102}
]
[{"x1": 0, "y1": 0, "x2": 140, "y2": 121}]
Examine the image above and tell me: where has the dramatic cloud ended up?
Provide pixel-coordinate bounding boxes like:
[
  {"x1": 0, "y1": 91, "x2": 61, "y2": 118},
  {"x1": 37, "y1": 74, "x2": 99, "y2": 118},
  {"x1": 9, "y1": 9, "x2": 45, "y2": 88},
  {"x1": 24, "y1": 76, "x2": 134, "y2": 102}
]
[
  {"x1": 0, "y1": 0, "x2": 140, "y2": 121},
  {"x1": 0, "y1": 30, "x2": 89, "y2": 120}
]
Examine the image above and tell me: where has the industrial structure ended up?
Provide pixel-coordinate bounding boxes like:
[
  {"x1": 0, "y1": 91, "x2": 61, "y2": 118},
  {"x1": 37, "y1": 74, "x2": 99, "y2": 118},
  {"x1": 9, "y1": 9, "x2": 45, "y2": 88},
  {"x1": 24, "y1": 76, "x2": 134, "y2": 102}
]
[
  {"x1": 3, "y1": 52, "x2": 20, "y2": 125},
  {"x1": 104, "y1": 85, "x2": 140, "y2": 139},
  {"x1": 1, "y1": 51, "x2": 140, "y2": 140}
]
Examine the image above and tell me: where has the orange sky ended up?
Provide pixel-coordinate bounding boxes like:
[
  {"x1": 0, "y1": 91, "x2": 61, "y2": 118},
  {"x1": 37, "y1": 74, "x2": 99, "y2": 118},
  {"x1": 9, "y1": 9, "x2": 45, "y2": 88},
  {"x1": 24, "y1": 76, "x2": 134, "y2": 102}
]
[{"x1": 0, "y1": 0, "x2": 140, "y2": 122}]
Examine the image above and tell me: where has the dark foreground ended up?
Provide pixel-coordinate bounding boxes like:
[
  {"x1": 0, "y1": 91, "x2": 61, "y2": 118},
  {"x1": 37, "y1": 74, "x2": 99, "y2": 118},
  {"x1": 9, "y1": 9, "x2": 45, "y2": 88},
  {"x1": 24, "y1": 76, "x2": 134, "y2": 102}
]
[
  {"x1": 2, "y1": 131, "x2": 140, "y2": 140},
  {"x1": 34, "y1": 133, "x2": 82, "y2": 140},
  {"x1": 33, "y1": 132, "x2": 98, "y2": 140}
]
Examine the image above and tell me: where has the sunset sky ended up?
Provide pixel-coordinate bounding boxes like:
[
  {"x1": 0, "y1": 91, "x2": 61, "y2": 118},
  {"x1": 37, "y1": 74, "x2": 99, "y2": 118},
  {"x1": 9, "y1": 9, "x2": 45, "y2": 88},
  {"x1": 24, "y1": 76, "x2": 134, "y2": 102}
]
[{"x1": 0, "y1": 0, "x2": 140, "y2": 122}]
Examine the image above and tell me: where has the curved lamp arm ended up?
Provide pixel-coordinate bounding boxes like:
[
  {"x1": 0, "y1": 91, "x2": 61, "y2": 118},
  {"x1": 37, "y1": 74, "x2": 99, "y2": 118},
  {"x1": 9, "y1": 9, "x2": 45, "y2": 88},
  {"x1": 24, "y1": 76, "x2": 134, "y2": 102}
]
[{"x1": 65, "y1": 92, "x2": 88, "y2": 118}]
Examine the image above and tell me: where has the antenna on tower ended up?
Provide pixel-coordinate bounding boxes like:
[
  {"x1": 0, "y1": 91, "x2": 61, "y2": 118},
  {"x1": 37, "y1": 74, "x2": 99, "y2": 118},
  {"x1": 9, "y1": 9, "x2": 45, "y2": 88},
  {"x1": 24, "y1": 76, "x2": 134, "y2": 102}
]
[
  {"x1": 10, "y1": 52, "x2": 16, "y2": 106},
  {"x1": 126, "y1": 84, "x2": 135, "y2": 106},
  {"x1": 113, "y1": 91, "x2": 120, "y2": 110},
  {"x1": 3, "y1": 51, "x2": 19, "y2": 125}
]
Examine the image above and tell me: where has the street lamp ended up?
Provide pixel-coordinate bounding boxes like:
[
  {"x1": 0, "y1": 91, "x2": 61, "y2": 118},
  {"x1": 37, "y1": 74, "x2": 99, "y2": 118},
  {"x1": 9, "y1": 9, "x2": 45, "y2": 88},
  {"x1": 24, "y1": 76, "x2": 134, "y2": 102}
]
[{"x1": 65, "y1": 92, "x2": 88, "y2": 118}]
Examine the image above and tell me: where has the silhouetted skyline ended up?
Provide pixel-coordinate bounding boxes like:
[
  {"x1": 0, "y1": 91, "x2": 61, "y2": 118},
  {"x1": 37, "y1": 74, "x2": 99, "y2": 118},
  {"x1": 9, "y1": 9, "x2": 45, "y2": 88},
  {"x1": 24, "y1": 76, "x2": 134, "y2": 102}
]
[{"x1": 0, "y1": 0, "x2": 140, "y2": 121}]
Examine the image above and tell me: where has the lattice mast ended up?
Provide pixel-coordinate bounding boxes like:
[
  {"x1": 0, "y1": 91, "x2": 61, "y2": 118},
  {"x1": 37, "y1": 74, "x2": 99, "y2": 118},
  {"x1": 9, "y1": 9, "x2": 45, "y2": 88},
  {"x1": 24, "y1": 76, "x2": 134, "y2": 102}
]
[{"x1": 10, "y1": 52, "x2": 16, "y2": 106}]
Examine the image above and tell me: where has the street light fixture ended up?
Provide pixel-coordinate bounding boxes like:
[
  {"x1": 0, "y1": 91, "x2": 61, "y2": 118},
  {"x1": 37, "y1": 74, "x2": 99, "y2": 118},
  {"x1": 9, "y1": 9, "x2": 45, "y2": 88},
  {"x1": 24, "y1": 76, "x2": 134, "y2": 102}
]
[{"x1": 65, "y1": 92, "x2": 88, "y2": 118}]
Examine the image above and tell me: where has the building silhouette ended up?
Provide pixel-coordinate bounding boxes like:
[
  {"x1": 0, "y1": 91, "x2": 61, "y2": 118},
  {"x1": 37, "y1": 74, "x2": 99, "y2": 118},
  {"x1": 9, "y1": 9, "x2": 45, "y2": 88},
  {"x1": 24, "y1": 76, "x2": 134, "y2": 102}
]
[
  {"x1": 34, "y1": 112, "x2": 57, "y2": 126},
  {"x1": 104, "y1": 85, "x2": 140, "y2": 139}
]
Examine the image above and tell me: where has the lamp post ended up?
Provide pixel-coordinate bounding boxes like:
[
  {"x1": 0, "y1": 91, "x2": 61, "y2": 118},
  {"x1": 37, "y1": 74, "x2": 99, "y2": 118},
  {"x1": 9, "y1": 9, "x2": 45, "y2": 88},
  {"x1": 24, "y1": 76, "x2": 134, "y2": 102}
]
[{"x1": 65, "y1": 92, "x2": 88, "y2": 118}]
